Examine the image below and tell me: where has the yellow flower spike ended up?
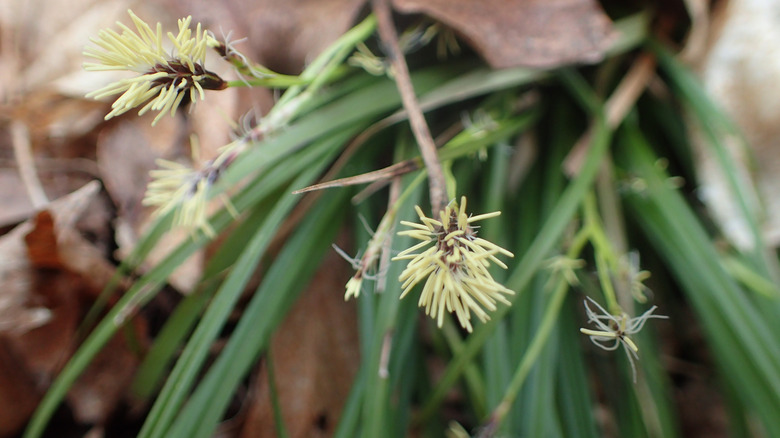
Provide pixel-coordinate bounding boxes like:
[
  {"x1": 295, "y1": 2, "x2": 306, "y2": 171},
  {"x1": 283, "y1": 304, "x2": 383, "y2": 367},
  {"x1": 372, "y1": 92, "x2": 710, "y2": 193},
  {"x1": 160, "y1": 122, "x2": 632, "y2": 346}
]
[
  {"x1": 84, "y1": 10, "x2": 227, "y2": 125},
  {"x1": 344, "y1": 276, "x2": 364, "y2": 301},
  {"x1": 142, "y1": 158, "x2": 214, "y2": 237},
  {"x1": 393, "y1": 196, "x2": 514, "y2": 332},
  {"x1": 142, "y1": 139, "x2": 240, "y2": 238}
]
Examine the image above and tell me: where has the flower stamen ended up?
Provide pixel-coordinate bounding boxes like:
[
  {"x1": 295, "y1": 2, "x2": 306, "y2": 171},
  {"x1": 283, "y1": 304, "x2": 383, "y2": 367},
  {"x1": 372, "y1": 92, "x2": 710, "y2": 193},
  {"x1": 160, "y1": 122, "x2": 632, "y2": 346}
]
[
  {"x1": 84, "y1": 10, "x2": 226, "y2": 126},
  {"x1": 393, "y1": 196, "x2": 514, "y2": 332},
  {"x1": 579, "y1": 296, "x2": 668, "y2": 382}
]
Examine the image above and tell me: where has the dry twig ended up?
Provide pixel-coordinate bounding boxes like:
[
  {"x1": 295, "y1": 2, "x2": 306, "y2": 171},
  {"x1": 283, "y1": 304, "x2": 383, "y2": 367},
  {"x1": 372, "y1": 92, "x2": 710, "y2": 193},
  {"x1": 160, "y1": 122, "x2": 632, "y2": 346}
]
[
  {"x1": 11, "y1": 121, "x2": 48, "y2": 208},
  {"x1": 563, "y1": 53, "x2": 657, "y2": 175},
  {"x1": 372, "y1": 0, "x2": 446, "y2": 213}
]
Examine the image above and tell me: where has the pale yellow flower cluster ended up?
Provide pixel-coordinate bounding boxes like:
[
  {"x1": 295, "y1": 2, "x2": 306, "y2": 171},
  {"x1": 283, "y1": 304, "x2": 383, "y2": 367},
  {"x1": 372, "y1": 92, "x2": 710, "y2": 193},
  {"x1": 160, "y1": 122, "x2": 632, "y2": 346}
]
[
  {"x1": 393, "y1": 197, "x2": 514, "y2": 332},
  {"x1": 140, "y1": 139, "x2": 241, "y2": 238},
  {"x1": 84, "y1": 10, "x2": 225, "y2": 125},
  {"x1": 142, "y1": 158, "x2": 215, "y2": 237}
]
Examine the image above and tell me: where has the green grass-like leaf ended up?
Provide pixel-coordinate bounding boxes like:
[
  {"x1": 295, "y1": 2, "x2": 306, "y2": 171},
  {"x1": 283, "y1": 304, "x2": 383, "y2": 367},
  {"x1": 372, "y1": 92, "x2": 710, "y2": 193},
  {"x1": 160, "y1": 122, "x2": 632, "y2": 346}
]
[
  {"x1": 617, "y1": 123, "x2": 780, "y2": 435},
  {"x1": 167, "y1": 188, "x2": 350, "y2": 437},
  {"x1": 29, "y1": 8, "x2": 780, "y2": 438}
]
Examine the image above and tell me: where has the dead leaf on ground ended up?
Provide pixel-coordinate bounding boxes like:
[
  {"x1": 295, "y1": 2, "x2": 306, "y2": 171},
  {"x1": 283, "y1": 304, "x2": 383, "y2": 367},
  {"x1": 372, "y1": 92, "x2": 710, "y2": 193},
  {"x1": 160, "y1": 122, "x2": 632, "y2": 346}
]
[
  {"x1": 66, "y1": 327, "x2": 143, "y2": 425},
  {"x1": 0, "y1": 169, "x2": 35, "y2": 227},
  {"x1": 170, "y1": 0, "x2": 367, "y2": 75},
  {"x1": 392, "y1": 0, "x2": 617, "y2": 68},
  {"x1": 0, "y1": 0, "x2": 134, "y2": 139},
  {"x1": 0, "y1": 182, "x2": 100, "y2": 336},
  {"x1": 0, "y1": 181, "x2": 145, "y2": 435},
  {"x1": 0, "y1": 342, "x2": 40, "y2": 437}
]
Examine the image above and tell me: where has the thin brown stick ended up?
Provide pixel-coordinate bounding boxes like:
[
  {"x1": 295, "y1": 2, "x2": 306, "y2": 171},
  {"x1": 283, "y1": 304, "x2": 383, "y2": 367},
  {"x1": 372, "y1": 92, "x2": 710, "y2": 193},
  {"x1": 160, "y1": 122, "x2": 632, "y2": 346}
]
[
  {"x1": 378, "y1": 330, "x2": 394, "y2": 378},
  {"x1": 292, "y1": 159, "x2": 420, "y2": 194},
  {"x1": 372, "y1": 0, "x2": 446, "y2": 213},
  {"x1": 563, "y1": 53, "x2": 656, "y2": 176},
  {"x1": 11, "y1": 121, "x2": 48, "y2": 208}
]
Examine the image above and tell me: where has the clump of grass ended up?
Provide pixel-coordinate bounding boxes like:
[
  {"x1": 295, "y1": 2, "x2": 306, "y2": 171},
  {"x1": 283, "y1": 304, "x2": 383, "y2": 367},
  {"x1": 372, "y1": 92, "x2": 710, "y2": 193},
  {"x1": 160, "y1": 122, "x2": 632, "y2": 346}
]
[{"x1": 23, "y1": 6, "x2": 780, "y2": 438}]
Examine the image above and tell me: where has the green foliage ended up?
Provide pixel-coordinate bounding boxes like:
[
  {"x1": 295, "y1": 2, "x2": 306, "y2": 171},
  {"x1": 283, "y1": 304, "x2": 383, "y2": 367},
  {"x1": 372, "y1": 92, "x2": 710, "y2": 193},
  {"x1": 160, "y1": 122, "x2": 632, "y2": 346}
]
[{"x1": 25, "y1": 9, "x2": 780, "y2": 438}]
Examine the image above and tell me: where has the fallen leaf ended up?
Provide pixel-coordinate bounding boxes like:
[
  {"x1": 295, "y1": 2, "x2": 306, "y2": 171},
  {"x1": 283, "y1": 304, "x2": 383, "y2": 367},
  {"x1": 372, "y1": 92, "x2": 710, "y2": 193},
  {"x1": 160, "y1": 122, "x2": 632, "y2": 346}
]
[
  {"x1": 24, "y1": 211, "x2": 61, "y2": 269},
  {"x1": 0, "y1": 182, "x2": 95, "y2": 435},
  {"x1": 169, "y1": 0, "x2": 367, "y2": 75},
  {"x1": 0, "y1": 0, "x2": 133, "y2": 140},
  {"x1": 0, "y1": 182, "x2": 100, "y2": 336},
  {"x1": 9, "y1": 90, "x2": 107, "y2": 146},
  {"x1": 0, "y1": 182, "x2": 143, "y2": 433},
  {"x1": 392, "y1": 0, "x2": 617, "y2": 68},
  {"x1": 4, "y1": 270, "x2": 83, "y2": 382},
  {"x1": 0, "y1": 342, "x2": 40, "y2": 437},
  {"x1": 0, "y1": 170, "x2": 35, "y2": 227},
  {"x1": 66, "y1": 327, "x2": 143, "y2": 425}
]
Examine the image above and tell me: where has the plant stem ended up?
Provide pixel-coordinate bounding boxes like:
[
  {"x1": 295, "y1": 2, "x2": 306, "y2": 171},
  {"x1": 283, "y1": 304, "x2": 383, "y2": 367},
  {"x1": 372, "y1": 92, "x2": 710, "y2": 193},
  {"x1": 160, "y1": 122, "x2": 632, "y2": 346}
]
[
  {"x1": 584, "y1": 191, "x2": 621, "y2": 314},
  {"x1": 480, "y1": 224, "x2": 591, "y2": 437},
  {"x1": 244, "y1": 15, "x2": 378, "y2": 141},
  {"x1": 372, "y1": 0, "x2": 446, "y2": 214}
]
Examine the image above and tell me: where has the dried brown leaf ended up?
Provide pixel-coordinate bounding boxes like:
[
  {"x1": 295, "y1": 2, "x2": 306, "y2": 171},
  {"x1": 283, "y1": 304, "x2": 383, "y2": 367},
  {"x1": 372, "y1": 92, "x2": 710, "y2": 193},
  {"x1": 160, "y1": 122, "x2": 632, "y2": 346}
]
[
  {"x1": 0, "y1": 182, "x2": 129, "y2": 433},
  {"x1": 24, "y1": 211, "x2": 62, "y2": 269},
  {"x1": 0, "y1": 170, "x2": 35, "y2": 227},
  {"x1": 0, "y1": 181, "x2": 100, "y2": 335},
  {"x1": 0, "y1": 343, "x2": 40, "y2": 437},
  {"x1": 392, "y1": 0, "x2": 617, "y2": 68},
  {"x1": 66, "y1": 328, "x2": 143, "y2": 425},
  {"x1": 293, "y1": 159, "x2": 419, "y2": 194},
  {"x1": 0, "y1": 0, "x2": 134, "y2": 141},
  {"x1": 170, "y1": 0, "x2": 367, "y2": 74},
  {"x1": 0, "y1": 181, "x2": 147, "y2": 430}
]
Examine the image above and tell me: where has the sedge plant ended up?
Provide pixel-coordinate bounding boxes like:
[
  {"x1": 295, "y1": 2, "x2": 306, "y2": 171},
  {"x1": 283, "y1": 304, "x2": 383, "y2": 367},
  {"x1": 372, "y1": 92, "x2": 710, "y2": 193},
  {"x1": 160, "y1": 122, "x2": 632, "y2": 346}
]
[{"x1": 22, "y1": 7, "x2": 780, "y2": 438}]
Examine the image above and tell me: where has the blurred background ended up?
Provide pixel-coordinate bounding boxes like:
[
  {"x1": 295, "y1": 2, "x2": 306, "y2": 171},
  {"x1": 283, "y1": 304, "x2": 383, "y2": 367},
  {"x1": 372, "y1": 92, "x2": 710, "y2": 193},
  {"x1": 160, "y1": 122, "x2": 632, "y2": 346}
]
[{"x1": 2, "y1": 1, "x2": 780, "y2": 437}]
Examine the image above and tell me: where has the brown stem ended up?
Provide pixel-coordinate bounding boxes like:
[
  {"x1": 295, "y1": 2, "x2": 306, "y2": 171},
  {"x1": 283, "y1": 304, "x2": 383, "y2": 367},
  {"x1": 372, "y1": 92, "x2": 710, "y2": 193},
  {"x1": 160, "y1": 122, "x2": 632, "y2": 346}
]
[
  {"x1": 372, "y1": 0, "x2": 446, "y2": 214},
  {"x1": 11, "y1": 121, "x2": 48, "y2": 208},
  {"x1": 563, "y1": 53, "x2": 656, "y2": 175}
]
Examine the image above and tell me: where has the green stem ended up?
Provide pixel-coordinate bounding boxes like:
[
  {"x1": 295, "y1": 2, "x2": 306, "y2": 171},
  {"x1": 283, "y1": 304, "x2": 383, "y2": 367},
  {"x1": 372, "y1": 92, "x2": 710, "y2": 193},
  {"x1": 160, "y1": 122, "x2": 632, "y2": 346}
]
[
  {"x1": 484, "y1": 281, "x2": 568, "y2": 435},
  {"x1": 722, "y1": 256, "x2": 780, "y2": 299},
  {"x1": 583, "y1": 191, "x2": 620, "y2": 315},
  {"x1": 361, "y1": 134, "x2": 421, "y2": 438},
  {"x1": 441, "y1": 318, "x2": 486, "y2": 416},
  {"x1": 483, "y1": 222, "x2": 591, "y2": 434},
  {"x1": 416, "y1": 105, "x2": 611, "y2": 422},
  {"x1": 392, "y1": 171, "x2": 427, "y2": 211},
  {"x1": 276, "y1": 15, "x2": 377, "y2": 109},
  {"x1": 226, "y1": 76, "x2": 309, "y2": 88},
  {"x1": 243, "y1": 16, "x2": 377, "y2": 140}
]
